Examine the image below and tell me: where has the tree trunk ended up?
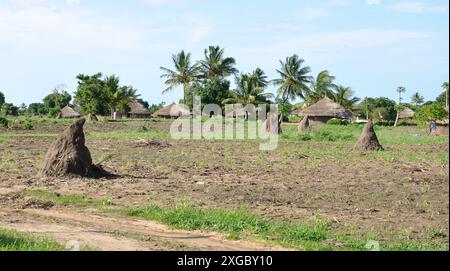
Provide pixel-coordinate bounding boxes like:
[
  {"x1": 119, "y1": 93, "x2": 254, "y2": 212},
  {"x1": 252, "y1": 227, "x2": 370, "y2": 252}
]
[{"x1": 394, "y1": 111, "x2": 400, "y2": 127}]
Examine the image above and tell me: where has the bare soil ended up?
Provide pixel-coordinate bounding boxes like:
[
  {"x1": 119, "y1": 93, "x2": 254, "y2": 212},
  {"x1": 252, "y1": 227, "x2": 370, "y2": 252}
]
[{"x1": 0, "y1": 121, "x2": 448, "y2": 250}]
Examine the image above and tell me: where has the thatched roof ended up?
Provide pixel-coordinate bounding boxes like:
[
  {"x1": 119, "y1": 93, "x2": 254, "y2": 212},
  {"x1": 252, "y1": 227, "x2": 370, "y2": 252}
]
[
  {"x1": 128, "y1": 100, "x2": 150, "y2": 115},
  {"x1": 299, "y1": 97, "x2": 352, "y2": 118},
  {"x1": 398, "y1": 108, "x2": 415, "y2": 119},
  {"x1": 289, "y1": 109, "x2": 302, "y2": 116},
  {"x1": 61, "y1": 105, "x2": 81, "y2": 118},
  {"x1": 152, "y1": 103, "x2": 190, "y2": 118}
]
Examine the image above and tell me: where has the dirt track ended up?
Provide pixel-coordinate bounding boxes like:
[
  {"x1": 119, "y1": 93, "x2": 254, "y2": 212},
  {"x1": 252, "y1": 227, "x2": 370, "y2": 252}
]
[{"x1": 0, "y1": 207, "x2": 284, "y2": 251}]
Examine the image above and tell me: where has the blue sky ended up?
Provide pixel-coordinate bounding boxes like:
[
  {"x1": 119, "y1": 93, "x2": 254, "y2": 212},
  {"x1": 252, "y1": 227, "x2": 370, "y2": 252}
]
[{"x1": 0, "y1": 0, "x2": 448, "y2": 106}]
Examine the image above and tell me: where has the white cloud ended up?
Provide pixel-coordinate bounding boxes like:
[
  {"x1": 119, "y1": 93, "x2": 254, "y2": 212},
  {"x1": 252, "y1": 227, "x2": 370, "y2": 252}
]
[
  {"x1": 366, "y1": 0, "x2": 381, "y2": 5},
  {"x1": 295, "y1": 8, "x2": 330, "y2": 20},
  {"x1": 330, "y1": 0, "x2": 352, "y2": 6},
  {"x1": 144, "y1": 0, "x2": 184, "y2": 6},
  {"x1": 66, "y1": 0, "x2": 80, "y2": 5},
  {"x1": 0, "y1": 5, "x2": 148, "y2": 53},
  {"x1": 389, "y1": 2, "x2": 449, "y2": 14}
]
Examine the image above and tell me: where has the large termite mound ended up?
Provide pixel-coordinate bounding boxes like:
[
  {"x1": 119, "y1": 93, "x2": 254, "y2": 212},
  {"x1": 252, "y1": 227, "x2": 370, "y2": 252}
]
[
  {"x1": 354, "y1": 120, "x2": 384, "y2": 151},
  {"x1": 298, "y1": 116, "x2": 310, "y2": 133},
  {"x1": 39, "y1": 118, "x2": 96, "y2": 177}
]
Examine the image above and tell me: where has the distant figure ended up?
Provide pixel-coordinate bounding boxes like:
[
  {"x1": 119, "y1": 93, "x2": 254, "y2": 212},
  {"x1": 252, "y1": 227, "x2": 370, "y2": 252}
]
[{"x1": 430, "y1": 120, "x2": 437, "y2": 134}]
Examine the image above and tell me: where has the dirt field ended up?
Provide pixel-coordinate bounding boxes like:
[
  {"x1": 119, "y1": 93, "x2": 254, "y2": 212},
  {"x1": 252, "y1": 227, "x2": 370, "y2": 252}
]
[{"x1": 0, "y1": 120, "x2": 448, "y2": 251}]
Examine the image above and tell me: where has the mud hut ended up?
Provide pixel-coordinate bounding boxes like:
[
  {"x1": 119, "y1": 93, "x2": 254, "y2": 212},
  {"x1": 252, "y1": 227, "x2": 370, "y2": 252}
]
[
  {"x1": 398, "y1": 108, "x2": 415, "y2": 122},
  {"x1": 61, "y1": 106, "x2": 81, "y2": 119},
  {"x1": 127, "y1": 100, "x2": 151, "y2": 118},
  {"x1": 299, "y1": 97, "x2": 352, "y2": 126},
  {"x1": 431, "y1": 119, "x2": 449, "y2": 136},
  {"x1": 152, "y1": 103, "x2": 190, "y2": 119}
]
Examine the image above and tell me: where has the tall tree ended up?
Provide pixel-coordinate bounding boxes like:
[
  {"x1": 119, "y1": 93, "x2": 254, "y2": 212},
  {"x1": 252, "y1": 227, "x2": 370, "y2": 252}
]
[
  {"x1": 104, "y1": 75, "x2": 138, "y2": 118},
  {"x1": 442, "y1": 82, "x2": 449, "y2": 108},
  {"x1": 411, "y1": 92, "x2": 424, "y2": 106},
  {"x1": 223, "y1": 73, "x2": 274, "y2": 106},
  {"x1": 333, "y1": 86, "x2": 360, "y2": 110},
  {"x1": 198, "y1": 46, "x2": 238, "y2": 80},
  {"x1": 394, "y1": 86, "x2": 407, "y2": 126},
  {"x1": 0, "y1": 91, "x2": 5, "y2": 107},
  {"x1": 74, "y1": 73, "x2": 108, "y2": 118},
  {"x1": 250, "y1": 68, "x2": 269, "y2": 88},
  {"x1": 42, "y1": 89, "x2": 72, "y2": 113},
  {"x1": 273, "y1": 54, "x2": 312, "y2": 102},
  {"x1": 160, "y1": 50, "x2": 200, "y2": 104},
  {"x1": 306, "y1": 70, "x2": 337, "y2": 105}
]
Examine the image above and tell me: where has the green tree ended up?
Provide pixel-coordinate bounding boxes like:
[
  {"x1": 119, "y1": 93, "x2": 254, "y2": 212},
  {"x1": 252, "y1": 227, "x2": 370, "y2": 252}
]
[
  {"x1": 0, "y1": 91, "x2": 5, "y2": 107},
  {"x1": 198, "y1": 46, "x2": 238, "y2": 80},
  {"x1": 394, "y1": 86, "x2": 407, "y2": 126},
  {"x1": 42, "y1": 89, "x2": 72, "y2": 116},
  {"x1": 186, "y1": 78, "x2": 231, "y2": 110},
  {"x1": 160, "y1": 50, "x2": 200, "y2": 104},
  {"x1": 411, "y1": 92, "x2": 424, "y2": 106},
  {"x1": 74, "y1": 73, "x2": 108, "y2": 118},
  {"x1": 415, "y1": 103, "x2": 448, "y2": 124},
  {"x1": 438, "y1": 82, "x2": 449, "y2": 108},
  {"x1": 360, "y1": 97, "x2": 397, "y2": 120},
  {"x1": 28, "y1": 103, "x2": 46, "y2": 115},
  {"x1": 223, "y1": 73, "x2": 273, "y2": 107},
  {"x1": 1, "y1": 103, "x2": 18, "y2": 116},
  {"x1": 306, "y1": 70, "x2": 337, "y2": 105},
  {"x1": 333, "y1": 86, "x2": 360, "y2": 110},
  {"x1": 273, "y1": 54, "x2": 312, "y2": 102},
  {"x1": 250, "y1": 68, "x2": 269, "y2": 88},
  {"x1": 104, "y1": 75, "x2": 139, "y2": 117}
]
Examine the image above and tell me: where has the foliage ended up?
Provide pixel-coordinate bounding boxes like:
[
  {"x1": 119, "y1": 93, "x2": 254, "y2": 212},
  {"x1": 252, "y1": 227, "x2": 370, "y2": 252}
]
[
  {"x1": 415, "y1": 103, "x2": 448, "y2": 124},
  {"x1": 198, "y1": 46, "x2": 238, "y2": 80},
  {"x1": 104, "y1": 75, "x2": 139, "y2": 115},
  {"x1": 186, "y1": 78, "x2": 231, "y2": 110},
  {"x1": 360, "y1": 97, "x2": 397, "y2": 120},
  {"x1": 160, "y1": 50, "x2": 200, "y2": 103},
  {"x1": 306, "y1": 70, "x2": 337, "y2": 105},
  {"x1": 327, "y1": 118, "x2": 349, "y2": 125},
  {"x1": 0, "y1": 117, "x2": 8, "y2": 128},
  {"x1": 333, "y1": 86, "x2": 360, "y2": 110},
  {"x1": 42, "y1": 90, "x2": 71, "y2": 113},
  {"x1": 1, "y1": 103, "x2": 18, "y2": 116},
  {"x1": 0, "y1": 91, "x2": 5, "y2": 107},
  {"x1": 74, "y1": 73, "x2": 109, "y2": 116},
  {"x1": 273, "y1": 54, "x2": 312, "y2": 102},
  {"x1": 411, "y1": 92, "x2": 424, "y2": 106},
  {"x1": 148, "y1": 102, "x2": 166, "y2": 115},
  {"x1": 223, "y1": 71, "x2": 273, "y2": 106}
]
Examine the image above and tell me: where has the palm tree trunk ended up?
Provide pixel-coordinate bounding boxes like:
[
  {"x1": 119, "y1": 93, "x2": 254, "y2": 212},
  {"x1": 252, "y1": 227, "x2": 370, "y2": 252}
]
[{"x1": 394, "y1": 111, "x2": 400, "y2": 127}]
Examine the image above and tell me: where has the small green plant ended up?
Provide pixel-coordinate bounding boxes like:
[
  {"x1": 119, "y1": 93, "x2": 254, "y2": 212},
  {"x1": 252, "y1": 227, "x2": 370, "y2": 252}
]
[{"x1": 0, "y1": 117, "x2": 8, "y2": 128}]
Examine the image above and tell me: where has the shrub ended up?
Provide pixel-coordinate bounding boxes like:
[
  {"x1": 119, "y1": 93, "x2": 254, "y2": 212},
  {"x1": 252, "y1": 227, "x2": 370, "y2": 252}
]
[
  {"x1": 288, "y1": 115, "x2": 303, "y2": 123},
  {"x1": 327, "y1": 118, "x2": 349, "y2": 125},
  {"x1": 0, "y1": 117, "x2": 8, "y2": 128},
  {"x1": 375, "y1": 120, "x2": 395, "y2": 126}
]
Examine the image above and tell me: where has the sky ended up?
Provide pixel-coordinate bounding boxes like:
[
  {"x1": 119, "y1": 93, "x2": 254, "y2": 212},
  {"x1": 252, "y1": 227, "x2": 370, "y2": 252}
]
[{"x1": 0, "y1": 0, "x2": 448, "y2": 106}]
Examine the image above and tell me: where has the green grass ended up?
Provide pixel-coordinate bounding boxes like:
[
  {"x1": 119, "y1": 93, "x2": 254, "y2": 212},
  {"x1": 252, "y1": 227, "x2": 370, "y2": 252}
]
[
  {"x1": 24, "y1": 189, "x2": 113, "y2": 209},
  {"x1": 123, "y1": 203, "x2": 447, "y2": 251},
  {"x1": 22, "y1": 189, "x2": 448, "y2": 251},
  {"x1": 0, "y1": 229, "x2": 64, "y2": 251}
]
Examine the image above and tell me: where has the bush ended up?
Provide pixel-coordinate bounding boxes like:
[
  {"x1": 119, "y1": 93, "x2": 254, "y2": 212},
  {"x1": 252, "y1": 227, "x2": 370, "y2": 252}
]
[
  {"x1": 0, "y1": 117, "x2": 8, "y2": 128},
  {"x1": 288, "y1": 115, "x2": 303, "y2": 123},
  {"x1": 375, "y1": 120, "x2": 395, "y2": 126},
  {"x1": 415, "y1": 103, "x2": 448, "y2": 125},
  {"x1": 327, "y1": 118, "x2": 349, "y2": 125}
]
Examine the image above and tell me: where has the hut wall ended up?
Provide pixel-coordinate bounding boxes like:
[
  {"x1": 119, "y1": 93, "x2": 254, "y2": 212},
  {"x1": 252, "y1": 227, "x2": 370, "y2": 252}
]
[
  {"x1": 309, "y1": 116, "x2": 333, "y2": 126},
  {"x1": 431, "y1": 125, "x2": 449, "y2": 136}
]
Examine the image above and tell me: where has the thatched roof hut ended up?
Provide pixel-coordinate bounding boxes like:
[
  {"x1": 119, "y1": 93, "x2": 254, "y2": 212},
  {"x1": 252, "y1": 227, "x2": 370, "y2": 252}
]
[
  {"x1": 398, "y1": 108, "x2": 415, "y2": 119},
  {"x1": 61, "y1": 106, "x2": 81, "y2": 119},
  {"x1": 299, "y1": 97, "x2": 352, "y2": 125},
  {"x1": 127, "y1": 100, "x2": 151, "y2": 118},
  {"x1": 152, "y1": 103, "x2": 190, "y2": 119}
]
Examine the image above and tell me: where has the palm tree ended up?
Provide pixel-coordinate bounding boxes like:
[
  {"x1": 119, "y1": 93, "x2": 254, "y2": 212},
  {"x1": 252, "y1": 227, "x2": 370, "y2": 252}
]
[
  {"x1": 394, "y1": 86, "x2": 406, "y2": 127},
  {"x1": 307, "y1": 70, "x2": 338, "y2": 105},
  {"x1": 333, "y1": 86, "x2": 360, "y2": 110},
  {"x1": 104, "y1": 75, "x2": 139, "y2": 118},
  {"x1": 442, "y1": 82, "x2": 449, "y2": 108},
  {"x1": 273, "y1": 54, "x2": 312, "y2": 102},
  {"x1": 411, "y1": 92, "x2": 424, "y2": 106},
  {"x1": 198, "y1": 46, "x2": 238, "y2": 79},
  {"x1": 250, "y1": 68, "x2": 269, "y2": 88},
  {"x1": 160, "y1": 50, "x2": 200, "y2": 104},
  {"x1": 223, "y1": 73, "x2": 274, "y2": 106}
]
